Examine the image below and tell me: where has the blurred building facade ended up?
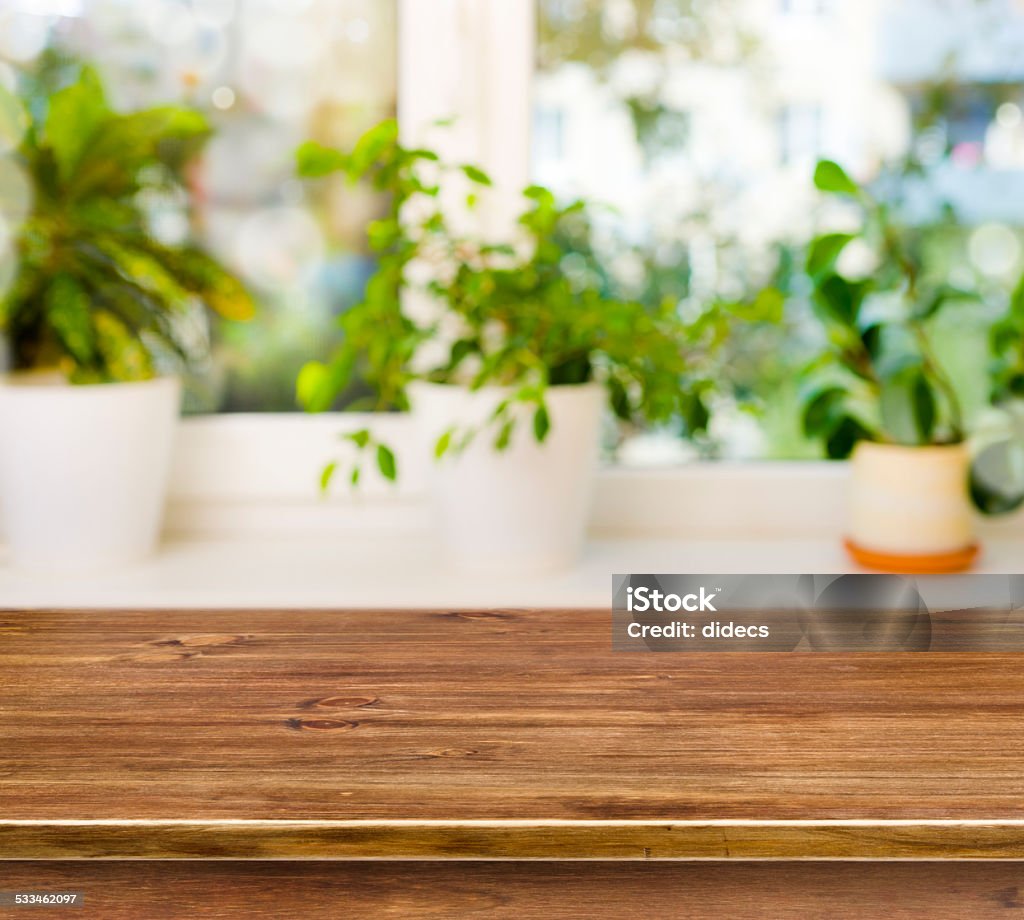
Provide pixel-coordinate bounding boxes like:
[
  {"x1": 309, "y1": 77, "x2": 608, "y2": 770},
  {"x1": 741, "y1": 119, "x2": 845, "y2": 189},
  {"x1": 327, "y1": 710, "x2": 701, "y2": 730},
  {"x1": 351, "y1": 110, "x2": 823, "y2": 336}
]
[{"x1": 535, "y1": 0, "x2": 1024, "y2": 249}]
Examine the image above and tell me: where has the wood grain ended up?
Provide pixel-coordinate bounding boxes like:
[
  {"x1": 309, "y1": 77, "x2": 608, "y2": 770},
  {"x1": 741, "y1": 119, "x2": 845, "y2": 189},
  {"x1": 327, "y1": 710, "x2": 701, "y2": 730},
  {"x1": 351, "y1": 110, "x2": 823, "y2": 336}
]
[
  {"x1": 4, "y1": 608, "x2": 1024, "y2": 858},
  {"x1": 2, "y1": 861, "x2": 1024, "y2": 919}
]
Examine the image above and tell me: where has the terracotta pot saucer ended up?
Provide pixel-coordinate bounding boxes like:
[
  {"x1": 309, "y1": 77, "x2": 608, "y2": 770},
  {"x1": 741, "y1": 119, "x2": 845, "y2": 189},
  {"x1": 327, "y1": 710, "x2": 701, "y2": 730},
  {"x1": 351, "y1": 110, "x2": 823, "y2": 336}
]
[{"x1": 844, "y1": 539, "x2": 980, "y2": 574}]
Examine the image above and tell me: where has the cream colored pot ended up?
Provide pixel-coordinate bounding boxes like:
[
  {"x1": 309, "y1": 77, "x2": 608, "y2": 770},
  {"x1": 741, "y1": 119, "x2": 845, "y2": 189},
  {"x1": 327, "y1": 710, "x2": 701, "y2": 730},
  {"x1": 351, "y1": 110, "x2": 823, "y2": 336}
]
[{"x1": 847, "y1": 441, "x2": 975, "y2": 559}]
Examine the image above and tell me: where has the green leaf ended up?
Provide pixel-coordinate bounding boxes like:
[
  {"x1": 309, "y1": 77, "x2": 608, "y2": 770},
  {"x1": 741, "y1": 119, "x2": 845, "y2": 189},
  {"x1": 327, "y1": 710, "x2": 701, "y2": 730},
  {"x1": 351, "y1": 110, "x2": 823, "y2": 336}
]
[
  {"x1": 446, "y1": 338, "x2": 476, "y2": 372},
  {"x1": 84, "y1": 274, "x2": 188, "y2": 360},
  {"x1": 46, "y1": 66, "x2": 109, "y2": 180},
  {"x1": 813, "y1": 274, "x2": 868, "y2": 327},
  {"x1": 347, "y1": 118, "x2": 399, "y2": 178},
  {"x1": 296, "y1": 362, "x2": 329, "y2": 411},
  {"x1": 861, "y1": 323, "x2": 884, "y2": 359},
  {"x1": 488, "y1": 399, "x2": 512, "y2": 423},
  {"x1": 608, "y1": 377, "x2": 631, "y2": 421},
  {"x1": 138, "y1": 108, "x2": 211, "y2": 168},
  {"x1": 346, "y1": 428, "x2": 372, "y2": 450},
  {"x1": 880, "y1": 366, "x2": 934, "y2": 445},
  {"x1": 912, "y1": 373, "x2": 937, "y2": 443},
  {"x1": 434, "y1": 428, "x2": 454, "y2": 460},
  {"x1": 971, "y1": 438, "x2": 1024, "y2": 515},
  {"x1": 825, "y1": 416, "x2": 872, "y2": 459},
  {"x1": 806, "y1": 233, "x2": 854, "y2": 279},
  {"x1": 92, "y1": 310, "x2": 154, "y2": 381},
  {"x1": 726, "y1": 287, "x2": 785, "y2": 323},
  {"x1": 750, "y1": 287, "x2": 785, "y2": 323},
  {"x1": 801, "y1": 386, "x2": 846, "y2": 438},
  {"x1": 523, "y1": 185, "x2": 553, "y2": 202},
  {"x1": 45, "y1": 273, "x2": 95, "y2": 366},
  {"x1": 533, "y1": 404, "x2": 551, "y2": 442},
  {"x1": 993, "y1": 320, "x2": 1018, "y2": 349},
  {"x1": 406, "y1": 148, "x2": 440, "y2": 162},
  {"x1": 376, "y1": 443, "x2": 397, "y2": 481},
  {"x1": 680, "y1": 391, "x2": 710, "y2": 435},
  {"x1": 145, "y1": 246, "x2": 254, "y2": 322},
  {"x1": 319, "y1": 461, "x2": 338, "y2": 494},
  {"x1": 296, "y1": 141, "x2": 348, "y2": 178},
  {"x1": 913, "y1": 284, "x2": 975, "y2": 322},
  {"x1": 1009, "y1": 274, "x2": 1024, "y2": 322},
  {"x1": 875, "y1": 348, "x2": 922, "y2": 382},
  {"x1": 460, "y1": 164, "x2": 492, "y2": 186},
  {"x1": 95, "y1": 240, "x2": 192, "y2": 312},
  {"x1": 813, "y1": 159, "x2": 859, "y2": 196},
  {"x1": 71, "y1": 106, "x2": 210, "y2": 198},
  {"x1": 367, "y1": 219, "x2": 400, "y2": 251},
  {"x1": 494, "y1": 418, "x2": 515, "y2": 451}
]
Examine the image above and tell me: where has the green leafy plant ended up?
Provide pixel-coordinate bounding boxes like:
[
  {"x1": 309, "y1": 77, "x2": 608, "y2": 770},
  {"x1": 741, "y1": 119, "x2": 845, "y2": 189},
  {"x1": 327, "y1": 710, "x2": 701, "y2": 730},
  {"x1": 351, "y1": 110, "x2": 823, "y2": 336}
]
[
  {"x1": 972, "y1": 275, "x2": 1024, "y2": 514},
  {"x1": 991, "y1": 275, "x2": 1024, "y2": 402},
  {"x1": 295, "y1": 119, "x2": 779, "y2": 487},
  {"x1": 0, "y1": 65, "x2": 254, "y2": 383},
  {"x1": 796, "y1": 158, "x2": 1024, "y2": 515},
  {"x1": 798, "y1": 159, "x2": 976, "y2": 459}
]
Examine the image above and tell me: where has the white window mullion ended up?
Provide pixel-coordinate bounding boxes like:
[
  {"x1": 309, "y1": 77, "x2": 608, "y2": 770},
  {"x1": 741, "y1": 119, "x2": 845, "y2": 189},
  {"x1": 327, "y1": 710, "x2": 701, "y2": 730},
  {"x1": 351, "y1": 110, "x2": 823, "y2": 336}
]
[{"x1": 398, "y1": 0, "x2": 535, "y2": 236}]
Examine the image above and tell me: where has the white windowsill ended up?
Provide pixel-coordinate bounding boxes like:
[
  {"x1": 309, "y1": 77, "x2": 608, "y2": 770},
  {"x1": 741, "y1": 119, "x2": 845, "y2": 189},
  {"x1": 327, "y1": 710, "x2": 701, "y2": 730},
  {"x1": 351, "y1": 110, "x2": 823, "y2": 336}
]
[
  {"x1": 1, "y1": 414, "x2": 1022, "y2": 608},
  {"x1": 2, "y1": 534, "x2": 1023, "y2": 610}
]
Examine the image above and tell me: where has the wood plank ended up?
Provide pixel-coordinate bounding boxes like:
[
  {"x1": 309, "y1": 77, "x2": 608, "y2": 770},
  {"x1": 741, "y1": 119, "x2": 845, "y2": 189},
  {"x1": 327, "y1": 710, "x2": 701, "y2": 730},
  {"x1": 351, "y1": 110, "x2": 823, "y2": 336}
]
[
  {"x1": 4, "y1": 608, "x2": 1024, "y2": 858},
  {"x1": 2, "y1": 861, "x2": 1024, "y2": 919},
  {"x1": 6, "y1": 820, "x2": 1024, "y2": 860}
]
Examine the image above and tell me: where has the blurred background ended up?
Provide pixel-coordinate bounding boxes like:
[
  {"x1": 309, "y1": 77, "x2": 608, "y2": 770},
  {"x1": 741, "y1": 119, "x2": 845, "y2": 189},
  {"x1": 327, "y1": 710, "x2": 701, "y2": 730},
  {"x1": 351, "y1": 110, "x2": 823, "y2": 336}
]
[{"x1": 1, "y1": 0, "x2": 1021, "y2": 459}]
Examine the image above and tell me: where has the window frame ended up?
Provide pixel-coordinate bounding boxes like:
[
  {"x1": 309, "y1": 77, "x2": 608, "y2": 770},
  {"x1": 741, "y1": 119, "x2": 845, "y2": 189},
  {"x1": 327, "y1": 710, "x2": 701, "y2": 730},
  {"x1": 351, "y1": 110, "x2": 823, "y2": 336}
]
[
  {"x1": 175, "y1": 0, "x2": 541, "y2": 496},
  {"x1": 156, "y1": 0, "x2": 1021, "y2": 540}
]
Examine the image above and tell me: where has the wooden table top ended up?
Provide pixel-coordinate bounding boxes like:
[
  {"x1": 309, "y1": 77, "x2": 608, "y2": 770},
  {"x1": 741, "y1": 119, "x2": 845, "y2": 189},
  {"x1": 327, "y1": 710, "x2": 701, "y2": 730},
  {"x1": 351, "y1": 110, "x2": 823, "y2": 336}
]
[
  {"x1": 3, "y1": 607, "x2": 1024, "y2": 859},
  {"x1": 4, "y1": 862, "x2": 1024, "y2": 919}
]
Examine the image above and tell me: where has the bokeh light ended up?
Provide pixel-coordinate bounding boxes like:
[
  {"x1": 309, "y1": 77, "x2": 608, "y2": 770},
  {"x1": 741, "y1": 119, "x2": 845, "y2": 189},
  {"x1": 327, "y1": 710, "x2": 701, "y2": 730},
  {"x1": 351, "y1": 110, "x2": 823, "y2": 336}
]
[
  {"x1": 969, "y1": 223, "x2": 1021, "y2": 278},
  {"x1": 997, "y1": 102, "x2": 1022, "y2": 130},
  {"x1": 211, "y1": 85, "x2": 236, "y2": 110}
]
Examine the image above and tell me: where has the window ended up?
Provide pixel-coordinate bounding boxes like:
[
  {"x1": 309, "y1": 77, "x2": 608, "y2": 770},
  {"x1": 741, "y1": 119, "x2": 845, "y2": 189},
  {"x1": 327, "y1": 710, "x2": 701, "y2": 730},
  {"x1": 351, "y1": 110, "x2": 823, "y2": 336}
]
[
  {"x1": 2, "y1": 0, "x2": 1022, "y2": 463},
  {"x1": 535, "y1": 0, "x2": 1023, "y2": 458},
  {"x1": 0, "y1": 0, "x2": 397, "y2": 413}
]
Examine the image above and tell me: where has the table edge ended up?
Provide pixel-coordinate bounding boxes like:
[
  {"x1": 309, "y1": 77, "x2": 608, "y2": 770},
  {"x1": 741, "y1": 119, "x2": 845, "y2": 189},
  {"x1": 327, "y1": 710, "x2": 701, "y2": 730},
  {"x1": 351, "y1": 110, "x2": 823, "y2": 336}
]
[{"x1": 4, "y1": 820, "x2": 1024, "y2": 860}]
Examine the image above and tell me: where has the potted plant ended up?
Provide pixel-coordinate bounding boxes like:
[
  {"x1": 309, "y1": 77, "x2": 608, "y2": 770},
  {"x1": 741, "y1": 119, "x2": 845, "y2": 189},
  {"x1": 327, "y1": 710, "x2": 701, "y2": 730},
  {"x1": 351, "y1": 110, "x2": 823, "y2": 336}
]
[
  {"x1": 798, "y1": 159, "x2": 1001, "y2": 572},
  {"x1": 296, "y1": 120, "x2": 774, "y2": 572},
  {"x1": 0, "y1": 66, "x2": 254, "y2": 572}
]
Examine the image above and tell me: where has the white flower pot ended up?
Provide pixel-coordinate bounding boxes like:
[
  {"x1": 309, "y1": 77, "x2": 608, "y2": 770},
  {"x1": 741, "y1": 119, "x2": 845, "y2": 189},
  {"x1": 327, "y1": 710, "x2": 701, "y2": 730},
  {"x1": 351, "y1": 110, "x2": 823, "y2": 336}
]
[
  {"x1": 410, "y1": 381, "x2": 603, "y2": 573},
  {"x1": 846, "y1": 441, "x2": 978, "y2": 572},
  {"x1": 0, "y1": 375, "x2": 181, "y2": 572}
]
